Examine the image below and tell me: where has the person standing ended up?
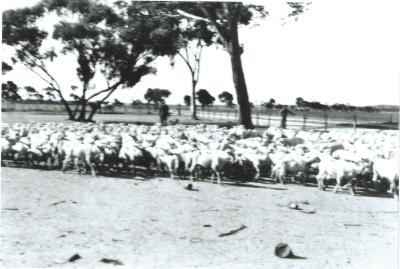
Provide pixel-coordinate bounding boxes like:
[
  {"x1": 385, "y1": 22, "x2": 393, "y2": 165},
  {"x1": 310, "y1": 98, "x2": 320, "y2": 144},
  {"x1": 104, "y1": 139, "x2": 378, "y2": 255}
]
[
  {"x1": 159, "y1": 102, "x2": 170, "y2": 126},
  {"x1": 280, "y1": 106, "x2": 295, "y2": 129}
]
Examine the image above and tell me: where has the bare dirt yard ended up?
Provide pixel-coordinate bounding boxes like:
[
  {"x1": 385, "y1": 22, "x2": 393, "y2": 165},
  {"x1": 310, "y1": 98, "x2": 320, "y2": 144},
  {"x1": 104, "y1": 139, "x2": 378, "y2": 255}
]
[{"x1": 1, "y1": 167, "x2": 398, "y2": 269}]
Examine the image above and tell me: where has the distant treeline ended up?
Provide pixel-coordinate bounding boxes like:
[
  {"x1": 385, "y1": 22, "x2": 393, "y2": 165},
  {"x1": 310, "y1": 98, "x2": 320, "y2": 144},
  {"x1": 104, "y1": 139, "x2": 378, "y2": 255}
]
[{"x1": 261, "y1": 97, "x2": 398, "y2": 112}]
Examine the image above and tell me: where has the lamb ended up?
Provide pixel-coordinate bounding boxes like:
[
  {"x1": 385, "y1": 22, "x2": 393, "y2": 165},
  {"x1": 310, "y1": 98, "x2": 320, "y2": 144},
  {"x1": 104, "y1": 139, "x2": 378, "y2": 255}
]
[
  {"x1": 371, "y1": 158, "x2": 399, "y2": 199},
  {"x1": 271, "y1": 151, "x2": 319, "y2": 184},
  {"x1": 188, "y1": 150, "x2": 233, "y2": 185},
  {"x1": 316, "y1": 155, "x2": 372, "y2": 195}
]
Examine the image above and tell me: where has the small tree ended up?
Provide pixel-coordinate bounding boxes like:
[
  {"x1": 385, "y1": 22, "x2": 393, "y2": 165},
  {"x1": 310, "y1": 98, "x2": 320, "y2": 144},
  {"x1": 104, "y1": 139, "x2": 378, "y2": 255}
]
[
  {"x1": 2, "y1": 62, "x2": 13, "y2": 74},
  {"x1": 144, "y1": 88, "x2": 171, "y2": 106},
  {"x1": 113, "y1": 98, "x2": 124, "y2": 106},
  {"x1": 263, "y1": 98, "x2": 275, "y2": 109},
  {"x1": 2, "y1": 81, "x2": 21, "y2": 101},
  {"x1": 184, "y1": 95, "x2": 191, "y2": 106},
  {"x1": 131, "y1": 99, "x2": 144, "y2": 106},
  {"x1": 218, "y1": 91, "x2": 234, "y2": 107},
  {"x1": 196, "y1": 89, "x2": 215, "y2": 109}
]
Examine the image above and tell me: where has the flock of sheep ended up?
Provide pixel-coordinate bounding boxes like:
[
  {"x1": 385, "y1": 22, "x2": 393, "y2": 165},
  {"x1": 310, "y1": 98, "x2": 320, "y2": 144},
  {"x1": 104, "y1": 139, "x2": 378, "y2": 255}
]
[{"x1": 1, "y1": 122, "x2": 399, "y2": 199}]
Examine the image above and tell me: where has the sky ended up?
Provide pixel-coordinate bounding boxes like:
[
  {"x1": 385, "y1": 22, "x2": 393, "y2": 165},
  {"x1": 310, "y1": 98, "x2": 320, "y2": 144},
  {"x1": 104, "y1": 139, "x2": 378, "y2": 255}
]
[{"x1": 1, "y1": 0, "x2": 400, "y2": 106}]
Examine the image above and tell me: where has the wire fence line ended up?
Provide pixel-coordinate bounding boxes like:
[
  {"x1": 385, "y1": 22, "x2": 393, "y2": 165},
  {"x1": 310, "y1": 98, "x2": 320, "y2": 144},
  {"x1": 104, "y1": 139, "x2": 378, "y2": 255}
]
[
  {"x1": 176, "y1": 107, "x2": 397, "y2": 130},
  {"x1": 2, "y1": 100, "x2": 398, "y2": 130}
]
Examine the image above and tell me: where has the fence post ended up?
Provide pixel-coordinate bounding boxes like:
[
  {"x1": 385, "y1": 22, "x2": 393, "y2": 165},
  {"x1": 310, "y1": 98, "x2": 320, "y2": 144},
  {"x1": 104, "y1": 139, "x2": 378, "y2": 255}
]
[
  {"x1": 324, "y1": 112, "x2": 328, "y2": 131},
  {"x1": 353, "y1": 114, "x2": 357, "y2": 130},
  {"x1": 389, "y1": 114, "x2": 393, "y2": 123},
  {"x1": 268, "y1": 113, "x2": 271, "y2": 127},
  {"x1": 302, "y1": 114, "x2": 307, "y2": 131},
  {"x1": 177, "y1": 105, "x2": 181, "y2": 116},
  {"x1": 256, "y1": 109, "x2": 260, "y2": 127}
]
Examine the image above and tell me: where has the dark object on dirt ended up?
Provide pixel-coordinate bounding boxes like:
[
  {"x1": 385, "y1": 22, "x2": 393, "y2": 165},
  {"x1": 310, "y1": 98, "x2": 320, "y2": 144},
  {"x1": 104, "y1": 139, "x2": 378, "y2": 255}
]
[
  {"x1": 68, "y1": 254, "x2": 82, "y2": 262},
  {"x1": 99, "y1": 258, "x2": 124, "y2": 265},
  {"x1": 190, "y1": 238, "x2": 203, "y2": 243},
  {"x1": 219, "y1": 225, "x2": 247, "y2": 237},
  {"x1": 4, "y1": 208, "x2": 19, "y2": 210},
  {"x1": 275, "y1": 243, "x2": 293, "y2": 258},
  {"x1": 288, "y1": 202, "x2": 300, "y2": 210},
  {"x1": 343, "y1": 224, "x2": 363, "y2": 227},
  {"x1": 184, "y1": 183, "x2": 199, "y2": 191},
  {"x1": 49, "y1": 201, "x2": 67, "y2": 206},
  {"x1": 301, "y1": 209, "x2": 317, "y2": 214},
  {"x1": 203, "y1": 224, "x2": 212, "y2": 227}
]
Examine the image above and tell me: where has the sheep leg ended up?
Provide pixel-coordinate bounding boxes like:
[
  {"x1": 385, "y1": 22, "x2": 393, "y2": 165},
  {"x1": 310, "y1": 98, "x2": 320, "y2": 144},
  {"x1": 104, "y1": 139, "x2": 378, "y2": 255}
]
[
  {"x1": 216, "y1": 169, "x2": 222, "y2": 185},
  {"x1": 254, "y1": 164, "x2": 260, "y2": 180},
  {"x1": 74, "y1": 157, "x2": 81, "y2": 174},
  {"x1": 210, "y1": 171, "x2": 215, "y2": 184},
  {"x1": 61, "y1": 158, "x2": 70, "y2": 172},
  {"x1": 85, "y1": 156, "x2": 96, "y2": 176},
  {"x1": 46, "y1": 155, "x2": 52, "y2": 170},
  {"x1": 333, "y1": 175, "x2": 343, "y2": 193}
]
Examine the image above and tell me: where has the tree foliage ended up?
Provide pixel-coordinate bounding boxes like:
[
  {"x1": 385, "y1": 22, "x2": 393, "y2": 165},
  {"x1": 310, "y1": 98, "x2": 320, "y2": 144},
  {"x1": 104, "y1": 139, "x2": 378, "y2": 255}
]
[
  {"x1": 144, "y1": 88, "x2": 171, "y2": 105},
  {"x1": 184, "y1": 95, "x2": 191, "y2": 106},
  {"x1": 2, "y1": 0, "x2": 182, "y2": 121},
  {"x1": 2, "y1": 62, "x2": 13, "y2": 74},
  {"x1": 262, "y1": 98, "x2": 276, "y2": 109},
  {"x1": 2, "y1": 81, "x2": 21, "y2": 101},
  {"x1": 218, "y1": 91, "x2": 234, "y2": 107},
  {"x1": 197, "y1": 89, "x2": 215, "y2": 109}
]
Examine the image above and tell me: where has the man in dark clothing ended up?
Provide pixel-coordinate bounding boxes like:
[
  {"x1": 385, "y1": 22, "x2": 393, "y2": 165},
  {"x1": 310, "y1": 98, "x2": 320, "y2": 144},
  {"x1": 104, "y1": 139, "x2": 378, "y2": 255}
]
[
  {"x1": 280, "y1": 106, "x2": 295, "y2": 129},
  {"x1": 159, "y1": 102, "x2": 170, "y2": 126}
]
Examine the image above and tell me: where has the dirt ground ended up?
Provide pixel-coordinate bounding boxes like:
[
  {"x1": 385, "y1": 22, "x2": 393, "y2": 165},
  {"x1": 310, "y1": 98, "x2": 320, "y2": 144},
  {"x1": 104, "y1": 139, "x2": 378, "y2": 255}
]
[{"x1": 0, "y1": 167, "x2": 398, "y2": 269}]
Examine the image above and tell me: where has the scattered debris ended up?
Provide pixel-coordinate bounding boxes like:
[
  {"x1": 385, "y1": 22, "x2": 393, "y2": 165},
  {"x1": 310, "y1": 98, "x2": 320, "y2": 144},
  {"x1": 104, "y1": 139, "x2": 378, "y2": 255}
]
[
  {"x1": 203, "y1": 224, "x2": 212, "y2": 227},
  {"x1": 49, "y1": 201, "x2": 67, "y2": 206},
  {"x1": 190, "y1": 238, "x2": 203, "y2": 243},
  {"x1": 288, "y1": 202, "x2": 300, "y2": 210},
  {"x1": 111, "y1": 239, "x2": 124, "y2": 242},
  {"x1": 200, "y1": 209, "x2": 219, "y2": 212},
  {"x1": 57, "y1": 235, "x2": 66, "y2": 238},
  {"x1": 301, "y1": 209, "x2": 317, "y2": 214},
  {"x1": 99, "y1": 258, "x2": 124, "y2": 265},
  {"x1": 68, "y1": 254, "x2": 82, "y2": 262},
  {"x1": 185, "y1": 183, "x2": 193, "y2": 190},
  {"x1": 3, "y1": 208, "x2": 19, "y2": 211},
  {"x1": 344, "y1": 224, "x2": 363, "y2": 227},
  {"x1": 219, "y1": 225, "x2": 247, "y2": 237},
  {"x1": 275, "y1": 243, "x2": 293, "y2": 258}
]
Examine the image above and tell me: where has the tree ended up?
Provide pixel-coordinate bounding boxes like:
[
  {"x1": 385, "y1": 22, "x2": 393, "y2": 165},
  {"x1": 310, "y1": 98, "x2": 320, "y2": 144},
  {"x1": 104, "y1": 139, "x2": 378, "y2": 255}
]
[
  {"x1": 184, "y1": 95, "x2": 191, "y2": 106},
  {"x1": 176, "y1": 3, "x2": 309, "y2": 128},
  {"x1": 263, "y1": 98, "x2": 276, "y2": 109},
  {"x1": 144, "y1": 88, "x2": 171, "y2": 106},
  {"x1": 197, "y1": 89, "x2": 215, "y2": 109},
  {"x1": 113, "y1": 98, "x2": 124, "y2": 106},
  {"x1": 2, "y1": 62, "x2": 13, "y2": 74},
  {"x1": 3, "y1": 0, "x2": 179, "y2": 121},
  {"x1": 2, "y1": 81, "x2": 21, "y2": 101},
  {"x1": 131, "y1": 99, "x2": 144, "y2": 106},
  {"x1": 218, "y1": 91, "x2": 234, "y2": 107}
]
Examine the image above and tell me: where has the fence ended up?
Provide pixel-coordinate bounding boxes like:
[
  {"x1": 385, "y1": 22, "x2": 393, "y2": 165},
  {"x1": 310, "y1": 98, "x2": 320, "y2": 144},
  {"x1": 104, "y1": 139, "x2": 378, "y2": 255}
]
[
  {"x1": 177, "y1": 106, "x2": 398, "y2": 130},
  {"x1": 2, "y1": 100, "x2": 398, "y2": 130}
]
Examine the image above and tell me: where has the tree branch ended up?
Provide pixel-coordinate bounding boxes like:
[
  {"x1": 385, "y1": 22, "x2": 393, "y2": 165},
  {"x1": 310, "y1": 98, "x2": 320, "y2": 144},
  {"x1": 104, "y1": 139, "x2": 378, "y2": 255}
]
[
  {"x1": 87, "y1": 81, "x2": 122, "y2": 101},
  {"x1": 199, "y1": 5, "x2": 228, "y2": 46},
  {"x1": 176, "y1": 9, "x2": 209, "y2": 22}
]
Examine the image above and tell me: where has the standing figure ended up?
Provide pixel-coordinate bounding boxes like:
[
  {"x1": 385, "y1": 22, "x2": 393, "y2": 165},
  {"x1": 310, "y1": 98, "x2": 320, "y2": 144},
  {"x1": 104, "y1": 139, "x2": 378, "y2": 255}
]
[
  {"x1": 280, "y1": 106, "x2": 295, "y2": 129},
  {"x1": 159, "y1": 102, "x2": 170, "y2": 126}
]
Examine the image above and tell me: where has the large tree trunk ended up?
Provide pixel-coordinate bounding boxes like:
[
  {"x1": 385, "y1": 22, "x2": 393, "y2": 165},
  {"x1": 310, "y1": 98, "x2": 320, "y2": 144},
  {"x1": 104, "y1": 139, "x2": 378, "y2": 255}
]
[
  {"x1": 190, "y1": 79, "x2": 198, "y2": 120},
  {"x1": 61, "y1": 99, "x2": 75, "y2": 120},
  {"x1": 77, "y1": 101, "x2": 87, "y2": 121},
  {"x1": 227, "y1": 28, "x2": 253, "y2": 129}
]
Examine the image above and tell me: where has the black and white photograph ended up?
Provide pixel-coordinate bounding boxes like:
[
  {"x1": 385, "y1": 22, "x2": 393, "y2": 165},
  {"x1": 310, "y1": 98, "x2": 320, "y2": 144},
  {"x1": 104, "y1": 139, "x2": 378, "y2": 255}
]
[{"x1": 1, "y1": 0, "x2": 399, "y2": 268}]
